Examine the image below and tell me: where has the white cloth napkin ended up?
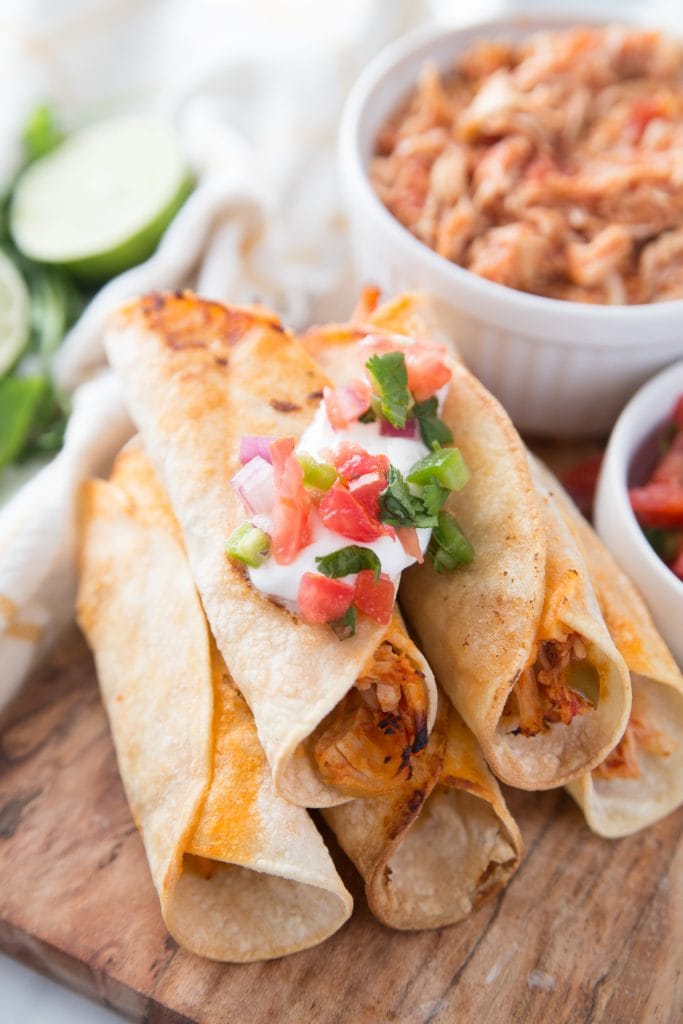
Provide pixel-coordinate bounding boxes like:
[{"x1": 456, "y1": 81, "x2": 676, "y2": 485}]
[{"x1": 0, "y1": 0, "x2": 434, "y2": 707}]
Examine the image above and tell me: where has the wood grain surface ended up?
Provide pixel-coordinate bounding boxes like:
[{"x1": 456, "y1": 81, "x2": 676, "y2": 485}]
[{"x1": 0, "y1": 627, "x2": 681, "y2": 1024}]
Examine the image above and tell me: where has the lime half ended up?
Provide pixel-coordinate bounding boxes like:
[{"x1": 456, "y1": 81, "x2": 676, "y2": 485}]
[
  {"x1": 0, "y1": 251, "x2": 29, "y2": 376},
  {"x1": 10, "y1": 115, "x2": 191, "y2": 281}
]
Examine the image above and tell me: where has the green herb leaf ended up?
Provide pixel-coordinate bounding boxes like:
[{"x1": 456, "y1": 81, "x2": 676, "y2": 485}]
[
  {"x1": 379, "y1": 464, "x2": 438, "y2": 529},
  {"x1": 330, "y1": 604, "x2": 357, "y2": 641},
  {"x1": 428, "y1": 510, "x2": 474, "y2": 572},
  {"x1": 0, "y1": 376, "x2": 50, "y2": 472},
  {"x1": 316, "y1": 545, "x2": 381, "y2": 580},
  {"x1": 413, "y1": 397, "x2": 453, "y2": 449},
  {"x1": 422, "y1": 481, "x2": 450, "y2": 517},
  {"x1": 365, "y1": 351, "x2": 411, "y2": 428}
]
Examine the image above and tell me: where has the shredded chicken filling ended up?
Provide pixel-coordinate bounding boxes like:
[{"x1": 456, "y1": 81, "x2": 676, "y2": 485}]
[
  {"x1": 504, "y1": 634, "x2": 597, "y2": 736},
  {"x1": 372, "y1": 26, "x2": 683, "y2": 304},
  {"x1": 313, "y1": 641, "x2": 429, "y2": 796},
  {"x1": 593, "y1": 711, "x2": 674, "y2": 780}
]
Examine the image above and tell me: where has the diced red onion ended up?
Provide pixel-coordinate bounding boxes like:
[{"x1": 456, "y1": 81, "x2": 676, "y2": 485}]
[
  {"x1": 249, "y1": 514, "x2": 273, "y2": 536},
  {"x1": 380, "y1": 418, "x2": 417, "y2": 439},
  {"x1": 239, "y1": 435, "x2": 274, "y2": 465},
  {"x1": 231, "y1": 456, "x2": 276, "y2": 514}
]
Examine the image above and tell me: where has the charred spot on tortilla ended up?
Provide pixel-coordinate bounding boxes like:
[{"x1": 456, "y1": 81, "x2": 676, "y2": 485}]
[
  {"x1": 269, "y1": 399, "x2": 302, "y2": 413},
  {"x1": 307, "y1": 390, "x2": 324, "y2": 401}
]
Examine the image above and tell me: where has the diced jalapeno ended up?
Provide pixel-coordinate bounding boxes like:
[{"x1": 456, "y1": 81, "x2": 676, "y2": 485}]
[
  {"x1": 226, "y1": 522, "x2": 270, "y2": 568},
  {"x1": 297, "y1": 453, "x2": 338, "y2": 491},
  {"x1": 407, "y1": 447, "x2": 470, "y2": 492}
]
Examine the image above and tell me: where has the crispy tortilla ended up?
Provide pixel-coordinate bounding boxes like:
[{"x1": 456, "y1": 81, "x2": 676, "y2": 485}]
[
  {"x1": 323, "y1": 700, "x2": 522, "y2": 930},
  {"x1": 77, "y1": 443, "x2": 352, "y2": 960},
  {"x1": 304, "y1": 291, "x2": 630, "y2": 789},
  {"x1": 532, "y1": 456, "x2": 683, "y2": 837},
  {"x1": 103, "y1": 292, "x2": 437, "y2": 807}
]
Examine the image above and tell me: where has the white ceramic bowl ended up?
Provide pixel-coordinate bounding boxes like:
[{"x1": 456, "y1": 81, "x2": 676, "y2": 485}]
[
  {"x1": 595, "y1": 359, "x2": 683, "y2": 667},
  {"x1": 339, "y1": 15, "x2": 683, "y2": 437}
]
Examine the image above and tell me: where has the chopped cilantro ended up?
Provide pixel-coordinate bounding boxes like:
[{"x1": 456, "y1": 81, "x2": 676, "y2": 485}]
[
  {"x1": 330, "y1": 605, "x2": 356, "y2": 641},
  {"x1": 379, "y1": 464, "x2": 438, "y2": 529},
  {"x1": 316, "y1": 545, "x2": 381, "y2": 581},
  {"x1": 428, "y1": 511, "x2": 474, "y2": 572},
  {"x1": 365, "y1": 351, "x2": 411, "y2": 428},
  {"x1": 413, "y1": 397, "x2": 453, "y2": 449}
]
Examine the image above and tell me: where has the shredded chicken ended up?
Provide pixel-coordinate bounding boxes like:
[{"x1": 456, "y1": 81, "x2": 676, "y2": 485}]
[
  {"x1": 503, "y1": 634, "x2": 596, "y2": 736},
  {"x1": 371, "y1": 26, "x2": 683, "y2": 303},
  {"x1": 313, "y1": 641, "x2": 429, "y2": 796},
  {"x1": 593, "y1": 709, "x2": 675, "y2": 780}
]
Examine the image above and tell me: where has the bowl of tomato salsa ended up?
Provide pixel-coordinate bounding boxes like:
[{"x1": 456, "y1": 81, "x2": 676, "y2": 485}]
[{"x1": 595, "y1": 359, "x2": 683, "y2": 665}]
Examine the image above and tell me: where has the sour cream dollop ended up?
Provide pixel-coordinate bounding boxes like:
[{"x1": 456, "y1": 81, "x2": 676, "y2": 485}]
[{"x1": 248, "y1": 401, "x2": 432, "y2": 609}]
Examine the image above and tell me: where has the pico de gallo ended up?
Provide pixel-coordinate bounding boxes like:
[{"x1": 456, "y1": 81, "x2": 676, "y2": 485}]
[
  {"x1": 629, "y1": 394, "x2": 683, "y2": 582},
  {"x1": 225, "y1": 332, "x2": 473, "y2": 639}
]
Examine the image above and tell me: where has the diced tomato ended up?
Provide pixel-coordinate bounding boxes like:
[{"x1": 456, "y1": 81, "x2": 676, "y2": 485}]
[
  {"x1": 269, "y1": 436, "x2": 311, "y2": 564},
  {"x1": 269, "y1": 437, "x2": 296, "y2": 484},
  {"x1": 404, "y1": 343, "x2": 452, "y2": 402},
  {"x1": 652, "y1": 432, "x2": 683, "y2": 488},
  {"x1": 629, "y1": 482, "x2": 683, "y2": 529},
  {"x1": 298, "y1": 573, "x2": 354, "y2": 624},
  {"x1": 560, "y1": 452, "x2": 603, "y2": 518},
  {"x1": 397, "y1": 526, "x2": 424, "y2": 563},
  {"x1": 358, "y1": 333, "x2": 451, "y2": 402},
  {"x1": 323, "y1": 379, "x2": 372, "y2": 430},
  {"x1": 349, "y1": 470, "x2": 387, "y2": 519},
  {"x1": 354, "y1": 571, "x2": 395, "y2": 625},
  {"x1": 318, "y1": 483, "x2": 394, "y2": 542},
  {"x1": 271, "y1": 495, "x2": 311, "y2": 565},
  {"x1": 333, "y1": 442, "x2": 389, "y2": 482}
]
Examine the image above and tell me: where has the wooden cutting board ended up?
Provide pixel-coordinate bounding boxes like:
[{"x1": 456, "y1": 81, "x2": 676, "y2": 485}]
[{"x1": 0, "y1": 627, "x2": 681, "y2": 1024}]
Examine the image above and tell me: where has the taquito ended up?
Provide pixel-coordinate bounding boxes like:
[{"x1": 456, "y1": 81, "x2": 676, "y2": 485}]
[
  {"x1": 532, "y1": 456, "x2": 683, "y2": 837},
  {"x1": 103, "y1": 293, "x2": 439, "y2": 808},
  {"x1": 323, "y1": 700, "x2": 522, "y2": 930},
  {"x1": 304, "y1": 290, "x2": 631, "y2": 789},
  {"x1": 77, "y1": 443, "x2": 352, "y2": 960}
]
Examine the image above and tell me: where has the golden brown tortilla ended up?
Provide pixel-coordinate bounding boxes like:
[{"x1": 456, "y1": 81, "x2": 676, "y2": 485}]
[
  {"x1": 304, "y1": 291, "x2": 630, "y2": 789},
  {"x1": 103, "y1": 292, "x2": 437, "y2": 807},
  {"x1": 77, "y1": 443, "x2": 352, "y2": 960},
  {"x1": 323, "y1": 700, "x2": 522, "y2": 930},
  {"x1": 532, "y1": 456, "x2": 683, "y2": 837}
]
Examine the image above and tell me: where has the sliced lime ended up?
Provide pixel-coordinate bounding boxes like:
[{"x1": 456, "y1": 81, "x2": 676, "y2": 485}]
[
  {"x1": 10, "y1": 115, "x2": 191, "y2": 281},
  {"x1": 0, "y1": 251, "x2": 30, "y2": 376}
]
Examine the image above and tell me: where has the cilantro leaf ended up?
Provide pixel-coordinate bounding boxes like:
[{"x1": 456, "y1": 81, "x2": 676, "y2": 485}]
[
  {"x1": 413, "y1": 397, "x2": 453, "y2": 449},
  {"x1": 330, "y1": 605, "x2": 356, "y2": 641},
  {"x1": 316, "y1": 545, "x2": 381, "y2": 581},
  {"x1": 428, "y1": 511, "x2": 474, "y2": 572},
  {"x1": 379, "y1": 465, "x2": 438, "y2": 529},
  {"x1": 365, "y1": 351, "x2": 411, "y2": 428},
  {"x1": 422, "y1": 481, "x2": 449, "y2": 517}
]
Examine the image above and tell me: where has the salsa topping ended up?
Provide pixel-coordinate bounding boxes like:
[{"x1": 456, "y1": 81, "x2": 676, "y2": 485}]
[
  {"x1": 226, "y1": 330, "x2": 473, "y2": 635},
  {"x1": 629, "y1": 394, "x2": 683, "y2": 580}
]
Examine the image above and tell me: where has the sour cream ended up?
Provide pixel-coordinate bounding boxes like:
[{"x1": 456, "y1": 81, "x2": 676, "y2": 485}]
[{"x1": 248, "y1": 401, "x2": 433, "y2": 610}]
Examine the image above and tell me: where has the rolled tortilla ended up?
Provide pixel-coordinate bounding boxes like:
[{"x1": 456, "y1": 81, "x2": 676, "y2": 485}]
[
  {"x1": 323, "y1": 700, "x2": 522, "y2": 930},
  {"x1": 532, "y1": 456, "x2": 683, "y2": 837},
  {"x1": 77, "y1": 443, "x2": 352, "y2": 961},
  {"x1": 103, "y1": 292, "x2": 437, "y2": 808},
  {"x1": 304, "y1": 291, "x2": 630, "y2": 789}
]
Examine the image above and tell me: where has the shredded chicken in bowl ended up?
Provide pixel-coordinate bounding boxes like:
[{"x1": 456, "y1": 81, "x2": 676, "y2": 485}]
[{"x1": 371, "y1": 25, "x2": 683, "y2": 304}]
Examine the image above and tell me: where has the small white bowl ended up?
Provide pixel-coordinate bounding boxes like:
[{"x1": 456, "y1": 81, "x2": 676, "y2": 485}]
[
  {"x1": 339, "y1": 15, "x2": 683, "y2": 437},
  {"x1": 595, "y1": 359, "x2": 683, "y2": 666}
]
